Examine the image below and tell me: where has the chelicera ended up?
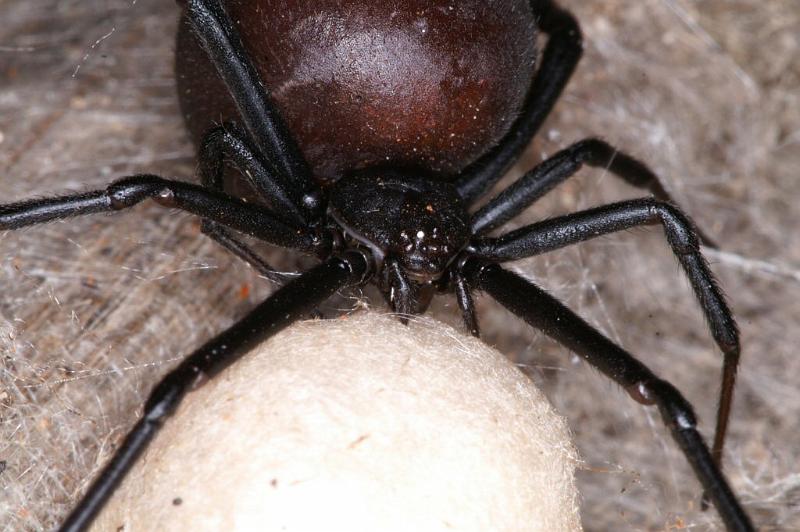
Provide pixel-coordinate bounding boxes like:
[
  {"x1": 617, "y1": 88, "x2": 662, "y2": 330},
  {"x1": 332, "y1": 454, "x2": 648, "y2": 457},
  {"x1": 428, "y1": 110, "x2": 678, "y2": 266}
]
[{"x1": 0, "y1": 0, "x2": 754, "y2": 530}]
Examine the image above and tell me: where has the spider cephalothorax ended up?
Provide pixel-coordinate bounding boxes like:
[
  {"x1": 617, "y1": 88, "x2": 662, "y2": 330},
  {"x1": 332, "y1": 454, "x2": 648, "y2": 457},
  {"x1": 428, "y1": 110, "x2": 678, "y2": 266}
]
[
  {"x1": 329, "y1": 170, "x2": 470, "y2": 312},
  {"x1": 0, "y1": 0, "x2": 754, "y2": 530}
]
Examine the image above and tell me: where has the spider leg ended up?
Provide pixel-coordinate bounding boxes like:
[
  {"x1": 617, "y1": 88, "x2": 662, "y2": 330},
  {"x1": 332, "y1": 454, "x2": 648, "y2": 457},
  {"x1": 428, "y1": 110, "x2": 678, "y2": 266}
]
[
  {"x1": 454, "y1": 273, "x2": 480, "y2": 337},
  {"x1": 469, "y1": 197, "x2": 739, "y2": 482},
  {"x1": 470, "y1": 138, "x2": 717, "y2": 247},
  {"x1": 380, "y1": 258, "x2": 419, "y2": 320},
  {"x1": 182, "y1": 0, "x2": 321, "y2": 218},
  {"x1": 198, "y1": 224, "x2": 325, "y2": 317},
  {"x1": 200, "y1": 223, "x2": 290, "y2": 285},
  {"x1": 199, "y1": 124, "x2": 320, "y2": 227},
  {"x1": 197, "y1": 124, "x2": 322, "y2": 284},
  {"x1": 0, "y1": 175, "x2": 330, "y2": 256},
  {"x1": 463, "y1": 260, "x2": 753, "y2": 532},
  {"x1": 198, "y1": 225, "x2": 326, "y2": 317},
  {"x1": 57, "y1": 251, "x2": 370, "y2": 532},
  {"x1": 456, "y1": 1, "x2": 582, "y2": 204}
]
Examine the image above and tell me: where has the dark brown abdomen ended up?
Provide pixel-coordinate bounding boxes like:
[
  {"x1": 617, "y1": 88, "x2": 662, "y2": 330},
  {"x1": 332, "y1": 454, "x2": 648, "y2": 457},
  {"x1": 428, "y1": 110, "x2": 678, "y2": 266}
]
[{"x1": 176, "y1": 0, "x2": 537, "y2": 183}]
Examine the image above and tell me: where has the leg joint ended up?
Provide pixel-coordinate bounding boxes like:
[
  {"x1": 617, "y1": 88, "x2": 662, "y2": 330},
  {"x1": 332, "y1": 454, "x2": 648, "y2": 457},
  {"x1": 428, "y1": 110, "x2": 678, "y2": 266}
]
[
  {"x1": 652, "y1": 200, "x2": 700, "y2": 253},
  {"x1": 142, "y1": 368, "x2": 196, "y2": 424},
  {"x1": 643, "y1": 378, "x2": 699, "y2": 431},
  {"x1": 107, "y1": 175, "x2": 167, "y2": 209},
  {"x1": 571, "y1": 137, "x2": 612, "y2": 166}
]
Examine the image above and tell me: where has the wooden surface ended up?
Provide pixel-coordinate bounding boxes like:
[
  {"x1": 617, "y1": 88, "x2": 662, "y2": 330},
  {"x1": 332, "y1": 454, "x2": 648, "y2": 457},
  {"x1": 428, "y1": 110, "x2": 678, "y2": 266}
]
[{"x1": 1, "y1": 0, "x2": 798, "y2": 530}]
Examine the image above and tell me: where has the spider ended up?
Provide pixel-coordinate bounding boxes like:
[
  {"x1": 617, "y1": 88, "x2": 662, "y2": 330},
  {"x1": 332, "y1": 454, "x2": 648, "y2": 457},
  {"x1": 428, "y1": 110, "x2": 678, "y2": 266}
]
[{"x1": 0, "y1": 0, "x2": 754, "y2": 530}]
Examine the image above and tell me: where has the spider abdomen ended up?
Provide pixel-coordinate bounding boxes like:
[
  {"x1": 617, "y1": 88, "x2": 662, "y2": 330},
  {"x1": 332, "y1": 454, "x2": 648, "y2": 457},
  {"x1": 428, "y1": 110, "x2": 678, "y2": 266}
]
[
  {"x1": 176, "y1": 0, "x2": 537, "y2": 182},
  {"x1": 329, "y1": 171, "x2": 470, "y2": 281}
]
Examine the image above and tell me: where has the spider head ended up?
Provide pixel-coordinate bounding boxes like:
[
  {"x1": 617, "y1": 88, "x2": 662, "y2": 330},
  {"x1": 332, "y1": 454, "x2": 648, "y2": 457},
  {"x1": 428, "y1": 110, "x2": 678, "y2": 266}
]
[
  {"x1": 392, "y1": 215, "x2": 466, "y2": 283},
  {"x1": 329, "y1": 169, "x2": 471, "y2": 284}
]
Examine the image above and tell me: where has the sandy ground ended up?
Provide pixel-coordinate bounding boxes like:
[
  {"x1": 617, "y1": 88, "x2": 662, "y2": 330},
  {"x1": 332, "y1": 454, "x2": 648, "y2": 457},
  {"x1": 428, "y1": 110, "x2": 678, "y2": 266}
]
[{"x1": 1, "y1": 1, "x2": 798, "y2": 530}]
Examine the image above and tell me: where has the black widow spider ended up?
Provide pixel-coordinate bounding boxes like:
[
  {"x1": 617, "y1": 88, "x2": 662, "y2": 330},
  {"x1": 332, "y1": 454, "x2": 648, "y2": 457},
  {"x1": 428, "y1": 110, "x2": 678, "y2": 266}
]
[{"x1": 0, "y1": 0, "x2": 753, "y2": 530}]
